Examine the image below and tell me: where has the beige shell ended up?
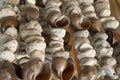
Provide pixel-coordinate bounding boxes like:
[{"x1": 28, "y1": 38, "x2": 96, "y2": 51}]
[
  {"x1": 0, "y1": 50, "x2": 15, "y2": 62},
  {"x1": 0, "y1": 8, "x2": 16, "y2": 19},
  {"x1": 4, "y1": 27, "x2": 18, "y2": 39}
]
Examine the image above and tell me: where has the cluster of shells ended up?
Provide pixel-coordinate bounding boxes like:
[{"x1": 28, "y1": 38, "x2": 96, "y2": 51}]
[{"x1": 0, "y1": 0, "x2": 120, "y2": 80}]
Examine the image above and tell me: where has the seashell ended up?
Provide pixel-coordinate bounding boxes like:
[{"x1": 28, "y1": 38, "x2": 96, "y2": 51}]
[
  {"x1": 77, "y1": 49, "x2": 96, "y2": 60},
  {"x1": 84, "y1": 11, "x2": 97, "y2": 18},
  {"x1": 52, "y1": 57, "x2": 67, "y2": 78},
  {"x1": 36, "y1": 63, "x2": 51, "y2": 80},
  {"x1": 93, "y1": 32, "x2": 108, "y2": 41},
  {"x1": 82, "y1": 4, "x2": 95, "y2": 14},
  {"x1": 25, "y1": 0, "x2": 36, "y2": 5},
  {"x1": 103, "y1": 20, "x2": 119, "y2": 29},
  {"x1": 55, "y1": 15, "x2": 70, "y2": 28},
  {"x1": 17, "y1": 57, "x2": 30, "y2": 64},
  {"x1": 50, "y1": 28, "x2": 66, "y2": 38},
  {"x1": 73, "y1": 30, "x2": 89, "y2": 38},
  {"x1": 24, "y1": 4, "x2": 39, "y2": 20},
  {"x1": 95, "y1": 1, "x2": 110, "y2": 13},
  {"x1": 77, "y1": 42, "x2": 93, "y2": 51},
  {"x1": 4, "y1": 27, "x2": 18, "y2": 39},
  {"x1": 30, "y1": 50, "x2": 45, "y2": 62},
  {"x1": 79, "y1": 66, "x2": 98, "y2": 80},
  {"x1": 0, "y1": 8, "x2": 17, "y2": 19},
  {"x1": 4, "y1": 0, "x2": 20, "y2": 5},
  {"x1": 96, "y1": 47, "x2": 113, "y2": 58},
  {"x1": 80, "y1": 57, "x2": 97, "y2": 66},
  {"x1": 100, "y1": 56, "x2": 116, "y2": 66},
  {"x1": 99, "y1": 65, "x2": 118, "y2": 79},
  {"x1": 99, "y1": 16, "x2": 115, "y2": 23},
  {"x1": 74, "y1": 37, "x2": 90, "y2": 49},
  {"x1": 52, "y1": 57, "x2": 74, "y2": 80},
  {"x1": 20, "y1": 29, "x2": 41, "y2": 40},
  {"x1": 25, "y1": 20, "x2": 43, "y2": 32},
  {"x1": 49, "y1": 40, "x2": 64, "y2": 46},
  {"x1": 54, "y1": 51, "x2": 70, "y2": 59},
  {"x1": 47, "y1": 10, "x2": 61, "y2": 27},
  {"x1": 0, "y1": 16, "x2": 20, "y2": 32},
  {"x1": 1, "y1": 39, "x2": 18, "y2": 52},
  {"x1": 0, "y1": 50, "x2": 15, "y2": 62},
  {"x1": 0, "y1": 33, "x2": 13, "y2": 45},
  {"x1": 46, "y1": 44, "x2": 64, "y2": 53},
  {"x1": 45, "y1": 0, "x2": 62, "y2": 9},
  {"x1": 25, "y1": 35, "x2": 45, "y2": 44},
  {"x1": 22, "y1": 58, "x2": 44, "y2": 80},
  {"x1": 26, "y1": 40, "x2": 46, "y2": 54},
  {"x1": 94, "y1": 39, "x2": 110, "y2": 48},
  {"x1": 98, "y1": 9, "x2": 111, "y2": 17},
  {"x1": 77, "y1": 0, "x2": 94, "y2": 4}
]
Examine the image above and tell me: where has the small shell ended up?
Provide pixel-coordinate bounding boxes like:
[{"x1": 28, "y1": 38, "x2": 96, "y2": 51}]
[
  {"x1": 50, "y1": 28, "x2": 66, "y2": 38},
  {"x1": 100, "y1": 16, "x2": 115, "y2": 23},
  {"x1": 55, "y1": 15, "x2": 70, "y2": 28},
  {"x1": 84, "y1": 12, "x2": 97, "y2": 18},
  {"x1": 3, "y1": 39, "x2": 18, "y2": 52},
  {"x1": 0, "y1": 34, "x2": 12, "y2": 45},
  {"x1": 82, "y1": 4, "x2": 95, "y2": 14},
  {"x1": 30, "y1": 50, "x2": 45, "y2": 62},
  {"x1": 26, "y1": 40, "x2": 46, "y2": 54},
  {"x1": 0, "y1": 50, "x2": 15, "y2": 62},
  {"x1": 80, "y1": 57, "x2": 97, "y2": 66},
  {"x1": 0, "y1": 8, "x2": 16, "y2": 19},
  {"x1": 98, "y1": 9, "x2": 111, "y2": 17},
  {"x1": 20, "y1": 29, "x2": 41, "y2": 40},
  {"x1": 25, "y1": 20, "x2": 43, "y2": 32},
  {"x1": 4, "y1": 27, "x2": 18, "y2": 39},
  {"x1": 103, "y1": 20, "x2": 119, "y2": 29},
  {"x1": 25, "y1": 36, "x2": 44, "y2": 44},
  {"x1": 93, "y1": 32, "x2": 108, "y2": 41},
  {"x1": 100, "y1": 57, "x2": 116, "y2": 66},
  {"x1": 25, "y1": 0, "x2": 36, "y2": 4},
  {"x1": 73, "y1": 30, "x2": 89, "y2": 38},
  {"x1": 77, "y1": 0, "x2": 94, "y2": 4},
  {"x1": 54, "y1": 51, "x2": 70, "y2": 59},
  {"x1": 96, "y1": 47, "x2": 113, "y2": 58},
  {"x1": 77, "y1": 49, "x2": 96, "y2": 60}
]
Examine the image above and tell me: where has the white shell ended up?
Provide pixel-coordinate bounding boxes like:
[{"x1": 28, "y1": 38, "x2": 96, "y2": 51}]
[
  {"x1": 25, "y1": 0, "x2": 36, "y2": 4},
  {"x1": 82, "y1": 5, "x2": 95, "y2": 14},
  {"x1": 0, "y1": 50, "x2": 15, "y2": 62},
  {"x1": 54, "y1": 51, "x2": 70, "y2": 59},
  {"x1": 99, "y1": 65, "x2": 118, "y2": 79},
  {"x1": 26, "y1": 40, "x2": 46, "y2": 54},
  {"x1": 96, "y1": 47, "x2": 113, "y2": 58},
  {"x1": 77, "y1": 49, "x2": 96, "y2": 60},
  {"x1": 93, "y1": 32, "x2": 108, "y2": 41},
  {"x1": 80, "y1": 57, "x2": 97, "y2": 66},
  {"x1": 73, "y1": 30, "x2": 89, "y2": 39},
  {"x1": 30, "y1": 50, "x2": 45, "y2": 62},
  {"x1": 50, "y1": 28, "x2": 66, "y2": 38},
  {"x1": 84, "y1": 12, "x2": 97, "y2": 18},
  {"x1": 20, "y1": 29, "x2": 41, "y2": 40},
  {"x1": 103, "y1": 20, "x2": 119, "y2": 29},
  {"x1": 0, "y1": 8, "x2": 16, "y2": 19},
  {"x1": 100, "y1": 16, "x2": 115, "y2": 23},
  {"x1": 5, "y1": 27, "x2": 18, "y2": 39},
  {"x1": 25, "y1": 20, "x2": 43, "y2": 32},
  {"x1": 98, "y1": 9, "x2": 111, "y2": 17},
  {"x1": 49, "y1": 40, "x2": 64, "y2": 46},
  {"x1": 77, "y1": 0, "x2": 94, "y2": 4},
  {"x1": 25, "y1": 36, "x2": 44, "y2": 44},
  {"x1": 3, "y1": 40, "x2": 18, "y2": 52}
]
